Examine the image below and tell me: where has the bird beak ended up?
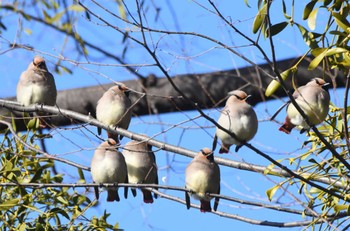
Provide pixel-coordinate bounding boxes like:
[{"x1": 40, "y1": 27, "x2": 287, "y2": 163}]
[
  {"x1": 206, "y1": 153, "x2": 214, "y2": 162},
  {"x1": 119, "y1": 85, "x2": 129, "y2": 91}
]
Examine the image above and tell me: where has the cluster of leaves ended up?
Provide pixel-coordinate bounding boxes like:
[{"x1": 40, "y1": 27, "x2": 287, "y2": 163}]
[
  {"x1": 0, "y1": 124, "x2": 118, "y2": 230},
  {"x1": 266, "y1": 105, "x2": 350, "y2": 216},
  {"x1": 260, "y1": 0, "x2": 350, "y2": 97},
  {"x1": 251, "y1": 0, "x2": 350, "y2": 221}
]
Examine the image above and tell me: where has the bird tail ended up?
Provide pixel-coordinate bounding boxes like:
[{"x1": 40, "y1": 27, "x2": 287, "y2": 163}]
[
  {"x1": 279, "y1": 117, "x2": 295, "y2": 134},
  {"x1": 219, "y1": 145, "x2": 229, "y2": 154},
  {"x1": 212, "y1": 135, "x2": 218, "y2": 152},
  {"x1": 107, "y1": 189, "x2": 120, "y2": 202},
  {"x1": 200, "y1": 200, "x2": 211, "y2": 212},
  {"x1": 142, "y1": 189, "x2": 154, "y2": 204},
  {"x1": 107, "y1": 132, "x2": 120, "y2": 144}
]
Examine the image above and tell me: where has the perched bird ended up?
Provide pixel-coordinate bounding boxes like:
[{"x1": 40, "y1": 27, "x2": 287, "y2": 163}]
[
  {"x1": 122, "y1": 140, "x2": 158, "y2": 203},
  {"x1": 96, "y1": 84, "x2": 132, "y2": 143},
  {"x1": 279, "y1": 78, "x2": 330, "y2": 134},
  {"x1": 213, "y1": 90, "x2": 258, "y2": 153},
  {"x1": 90, "y1": 138, "x2": 128, "y2": 202},
  {"x1": 185, "y1": 148, "x2": 220, "y2": 212},
  {"x1": 16, "y1": 56, "x2": 57, "y2": 127}
]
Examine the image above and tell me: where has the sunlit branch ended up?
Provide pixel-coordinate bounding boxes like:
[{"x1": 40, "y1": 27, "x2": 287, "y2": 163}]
[
  {"x1": 0, "y1": 181, "x2": 347, "y2": 224},
  {"x1": 0, "y1": 99, "x2": 348, "y2": 194}
]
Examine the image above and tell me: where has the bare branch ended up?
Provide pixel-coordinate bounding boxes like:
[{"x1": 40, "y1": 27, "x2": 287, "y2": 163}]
[{"x1": 0, "y1": 99, "x2": 348, "y2": 194}]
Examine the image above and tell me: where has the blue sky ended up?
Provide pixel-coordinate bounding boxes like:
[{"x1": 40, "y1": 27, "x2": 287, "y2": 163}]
[{"x1": 0, "y1": 1, "x2": 345, "y2": 230}]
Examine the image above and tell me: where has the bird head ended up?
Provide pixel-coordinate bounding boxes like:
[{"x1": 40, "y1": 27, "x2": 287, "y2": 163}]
[
  {"x1": 200, "y1": 148, "x2": 214, "y2": 162},
  {"x1": 111, "y1": 83, "x2": 130, "y2": 97},
  {"x1": 32, "y1": 56, "x2": 48, "y2": 71},
  {"x1": 227, "y1": 90, "x2": 250, "y2": 104},
  {"x1": 309, "y1": 78, "x2": 329, "y2": 88}
]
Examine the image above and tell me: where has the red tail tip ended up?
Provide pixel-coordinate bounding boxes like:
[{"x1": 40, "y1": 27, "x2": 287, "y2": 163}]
[
  {"x1": 219, "y1": 147, "x2": 229, "y2": 154},
  {"x1": 143, "y1": 199, "x2": 154, "y2": 204},
  {"x1": 279, "y1": 125, "x2": 291, "y2": 134}
]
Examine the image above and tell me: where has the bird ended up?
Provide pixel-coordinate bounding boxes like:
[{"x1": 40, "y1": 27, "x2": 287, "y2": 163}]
[
  {"x1": 185, "y1": 148, "x2": 220, "y2": 212},
  {"x1": 122, "y1": 140, "x2": 158, "y2": 203},
  {"x1": 16, "y1": 55, "x2": 57, "y2": 127},
  {"x1": 90, "y1": 138, "x2": 128, "y2": 202},
  {"x1": 96, "y1": 84, "x2": 132, "y2": 143},
  {"x1": 213, "y1": 90, "x2": 258, "y2": 153},
  {"x1": 279, "y1": 78, "x2": 330, "y2": 134}
]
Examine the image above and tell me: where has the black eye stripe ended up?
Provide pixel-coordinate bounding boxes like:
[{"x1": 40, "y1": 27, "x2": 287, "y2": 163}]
[
  {"x1": 233, "y1": 94, "x2": 244, "y2": 100},
  {"x1": 200, "y1": 149, "x2": 213, "y2": 156}
]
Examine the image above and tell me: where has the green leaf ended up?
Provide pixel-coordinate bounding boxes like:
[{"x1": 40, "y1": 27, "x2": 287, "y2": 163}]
[
  {"x1": 296, "y1": 23, "x2": 319, "y2": 49},
  {"x1": 69, "y1": 5, "x2": 85, "y2": 12},
  {"x1": 282, "y1": 0, "x2": 291, "y2": 20},
  {"x1": 50, "y1": 11, "x2": 65, "y2": 24},
  {"x1": 0, "y1": 198, "x2": 21, "y2": 210},
  {"x1": 303, "y1": 1, "x2": 317, "y2": 20},
  {"x1": 252, "y1": 3, "x2": 267, "y2": 34},
  {"x1": 17, "y1": 223, "x2": 26, "y2": 231},
  {"x1": 42, "y1": 10, "x2": 52, "y2": 22},
  {"x1": 309, "y1": 187, "x2": 321, "y2": 194},
  {"x1": 57, "y1": 196, "x2": 69, "y2": 205},
  {"x1": 325, "y1": 47, "x2": 348, "y2": 56},
  {"x1": 268, "y1": 22, "x2": 288, "y2": 37},
  {"x1": 27, "y1": 118, "x2": 39, "y2": 130},
  {"x1": 332, "y1": 12, "x2": 350, "y2": 33},
  {"x1": 59, "y1": 65, "x2": 73, "y2": 74},
  {"x1": 308, "y1": 49, "x2": 328, "y2": 70},
  {"x1": 311, "y1": 47, "x2": 327, "y2": 57},
  {"x1": 266, "y1": 184, "x2": 280, "y2": 201},
  {"x1": 117, "y1": 0, "x2": 127, "y2": 20},
  {"x1": 307, "y1": 7, "x2": 318, "y2": 31},
  {"x1": 24, "y1": 28, "x2": 32, "y2": 35},
  {"x1": 265, "y1": 68, "x2": 291, "y2": 97},
  {"x1": 50, "y1": 208, "x2": 70, "y2": 220},
  {"x1": 323, "y1": 0, "x2": 332, "y2": 6},
  {"x1": 78, "y1": 168, "x2": 85, "y2": 181},
  {"x1": 334, "y1": 204, "x2": 348, "y2": 213},
  {"x1": 11, "y1": 113, "x2": 17, "y2": 132},
  {"x1": 264, "y1": 163, "x2": 275, "y2": 175}
]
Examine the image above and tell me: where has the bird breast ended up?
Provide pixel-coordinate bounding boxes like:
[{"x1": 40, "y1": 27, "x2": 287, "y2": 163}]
[
  {"x1": 96, "y1": 98, "x2": 128, "y2": 125},
  {"x1": 124, "y1": 153, "x2": 155, "y2": 183},
  {"x1": 91, "y1": 152, "x2": 126, "y2": 183}
]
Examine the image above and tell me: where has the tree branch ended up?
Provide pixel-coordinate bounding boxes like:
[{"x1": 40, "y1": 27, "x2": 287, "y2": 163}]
[
  {"x1": 0, "y1": 99, "x2": 348, "y2": 192},
  {"x1": 0, "y1": 182, "x2": 347, "y2": 227}
]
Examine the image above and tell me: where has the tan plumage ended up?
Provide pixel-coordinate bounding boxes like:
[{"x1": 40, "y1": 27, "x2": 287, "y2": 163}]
[
  {"x1": 213, "y1": 90, "x2": 258, "y2": 153},
  {"x1": 16, "y1": 56, "x2": 57, "y2": 127},
  {"x1": 185, "y1": 148, "x2": 220, "y2": 212},
  {"x1": 122, "y1": 140, "x2": 158, "y2": 203},
  {"x1": 96, "y1": 84, "x2": 132, "y2": 142},
  {"x1": 279, "y1": 78, "x2": 330, "y2": 134},
  {"x1": 90, "y1": 138, "x2": 128, "y2": 202}
]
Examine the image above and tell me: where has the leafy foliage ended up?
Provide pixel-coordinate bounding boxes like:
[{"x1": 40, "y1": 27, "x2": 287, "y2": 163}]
[{"x1": 0, "y1": 128, "x2": 117, "y2": 230}]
